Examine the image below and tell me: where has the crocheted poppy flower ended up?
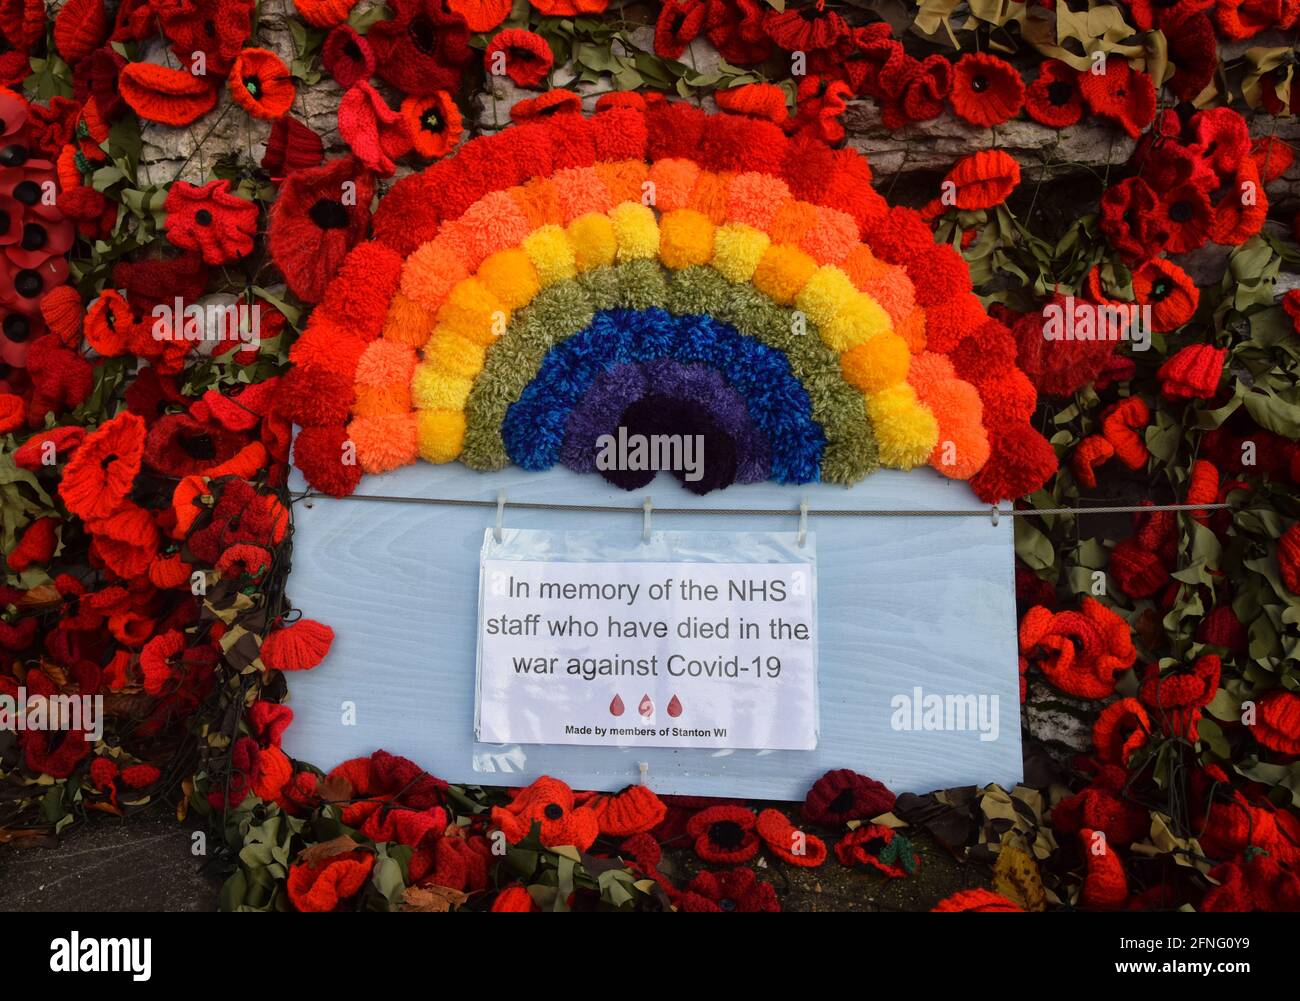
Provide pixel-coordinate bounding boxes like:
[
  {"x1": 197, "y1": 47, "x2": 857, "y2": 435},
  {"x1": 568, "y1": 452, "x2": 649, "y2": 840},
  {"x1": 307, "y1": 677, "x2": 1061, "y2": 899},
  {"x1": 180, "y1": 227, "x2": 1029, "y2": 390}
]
[
  {"x1": 1092, "y1": 697, "x2": 1151, "y2": 766},
  {"x1": 1202, "y1": 856, "x2": 1300, "y2": 912},
  {"x1": 1156, "y1": 343, "x2": 1225, "y2": 401},
  {"x1": 157, "y1": 0, "x2": 252, "y2": 77},
  {"x1": 164, "y1": 179, "x2": 258, "y2": 265},
  {"x1": 485, "y1": 29, "x2": 553, "y2": 89},
  {"x1": 229, "y1": 48, "x2": 296, "y2": 121},
  {"x1": 655, "y1": 0, "x2": 706, "y2": 59},
  {"x1": 1254, "y1": 690, "x2": 1300, "y2": 756},
  {"x1": 261, "y1": 619, "x2": 335, "y2": 672},
  {"x1": 1128, "y1": 0, "x2": 1215, "y2": 30},
  {"x1": 1072, "y1": 435, "x2": 1113, "y2": 490},
  {"x1": 1132, "y1": 258, "x2": 1198, "y2": 332},
  {"x1": 704, "y1": 0, "x2": 772, "y2": 66},
  {"x1": 1024, "y1": 59, "x2": 1083, "y2": 128},
  {"x1": 1078, "y1": 828, "x2": 1128, "y2": 909},
  {"x1": 261, "y1": 116, "x2": 324, "y2": 181},
  {"x1": 1018, "y1": 597, "x2": 1137, "y2": 699},
  {"x1": 322, "y1": 24, "x2": 375, "y2": 89},
  {"x1": 1138, "y1": 654, "x2": 1220, "y2": 740},
  {"x1": 756, "y1": 808, "x2": 828, "y2": 866},
  {"x1": 401, "y1": 92, "x2": 462, "y2": 159},
  {"x1": 762, "y1": 4, "x2": 849, "y2": 54},
  {"x1": 186, "y1": 478, "x2": 287, "y2": 564},
  {"x1": 58, "y1": 410, "x2": 144, "y2": 522},
  {"x1": 1052, "y1": 766, "x2": 1149, "y2": 846},
  {"x1": 1006, "y1": 295, "x2": 1116, "y2": 396},
  {"x1": 950, "y1": 53, "x2": 1024, "y2": 127},
  {"x1": 510, "y1": 88, "x2": 582, "y2": 122},
  {"x1": 1098, "y1": 176, "x2": 1170, "y2": 260},
  {"x1": 897, "y1": 54, "x2": 951, "y2": 126},
  {"x1": 585, "y1": 784, "x2": 667, "y2": 836},
  {"x1": 144, "y1": 411, "x2": 248, "y2": 477},
  {"x1": 117, "y1": 62, "x2": 219, "y2": 127},
  {"x1": 447, "y1": 0, "x2": 511, "y2": 30},
  {"x1": 1155, "y1": 180, "x2": 1213, "y2": 253},
  {"x1": 287, "y1": 850, "x2": 374, "y2": 912},
  {"x1": 932, "y1": 888, "x2": 1022, "y2": 912},
  {"x1": 338, "y1": 82, "x2": 413, "y2": 176},
  {"x1": 803, "y1": 768, "x2": 896, "y2": 827},
  {"x1": 367, "y1": 0, "x2": 472, "y2": 96},
  {"x1": 1079, "y1": 59, "x2": 1155, "y2": 139},
  {"x1": 83, "y1": 288, "x2": 132, "y2": 357},
  {"x1": 835, "y1": 824, "x2": 919, "y2": 878},
  {"x1": 679, "y1": 868, "x2": 780, "y2": 913},
  {"x1": 490, "y1": 885, "x2": 539, "y2": 912},
  {"x1": 1215, "y1": 0, "x2": 1291, "y2": 38},
  {"x1": 687, "y1": 804, "x2": 760, "y2": 863},
  {"x1": 268, "y1": 157, "x2": 374, "y2": 303},
  {"x1": 1166, "y1": 13, "x2": 1218, "y2": 100},
  {"x1": 491, "y1": 775, "x2": 600, "y2": 850}
]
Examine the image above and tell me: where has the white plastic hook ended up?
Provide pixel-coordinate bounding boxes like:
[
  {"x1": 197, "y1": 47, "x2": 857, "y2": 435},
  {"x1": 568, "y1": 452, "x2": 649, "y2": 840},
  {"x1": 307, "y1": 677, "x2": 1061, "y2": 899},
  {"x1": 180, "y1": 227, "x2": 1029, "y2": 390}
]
[
  {"x1": 638, "y1": 761, "x2": 650, "y2": 786},
  {"x1": 797, "y1": 497, "x2": 809, "y2": 548},
  {"x1": 990, "y1": 505, "x2": 1000, "y2": 528},
  {"x1": 494, "y1": 489, "x2": 506, "y2": 542},
  {"x1": 642, "y1": 497, "x2": 653, "y2": 543}
]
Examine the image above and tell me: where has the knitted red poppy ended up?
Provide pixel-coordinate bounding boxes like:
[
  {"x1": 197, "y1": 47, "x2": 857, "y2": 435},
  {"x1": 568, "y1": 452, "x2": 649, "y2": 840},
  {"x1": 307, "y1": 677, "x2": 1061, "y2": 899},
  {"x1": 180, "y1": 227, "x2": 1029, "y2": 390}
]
[
  {"x1": 164, "y1": 180, "x2": 258, "y2": 265},
  {"x1": 1092, "y1": 697, "x2": 1151, "y2": 766},
  {"x1": 1079, "y1": 59, "x2": 1155, "y2": 139},
  {"x1": 322, "y1": 25, "x2": 375, "y2": 89},
  {"x1": 490, "y1": 884, "x2": 539, "y2": 912},
  {"x1": 491, "y1": 775, "x2": 600, "y2": 850},
  {"x1": 510, "y1": 89, "x2": 582, "y2": 122},
  {"x1": 756, "y1": 808, "x2": 828, "y2": 866},
  {"x1": 186, "y1": 478, "x2": 287, "y2": 564},
  {"x1": 261, "y1": 619, "x2": 334, "y2": 672},
  {"x1": 897, "y1": 54, "x2": 951, "y2": 125},
  {"x1": 295, "y1": 0, "x2": 358, "y2": 27},
  {"x1": 287, "y1": 850, "x2": 374, "y2": 912},
  {"x1": 84, "y1": 288, "x2": 132, "y2": 356},
  {"x1": 143, "y1": 411, "x2": 249, "y2": 477},
  {"x1": 703, "y1": 0, "x2": 772, "y2": 66},
  {"x1": 1254, "y1": 689, "x2": 1300, "y2": 755},
  {"x1": 932, "y1": 888, "x2": 1022, "y2": 912},
  {"x1": 1071, "y1": 435, "x2": 1114, "y2": 490},
  {"x1": 57, "y1": 410, "x2": 144, "y2": 522},
  {"x1": 835, "y1": 824, "x2": 919, "y2": 878},
  {"x1": 762, "y1": 4, "x2": 848, "y2": 53},
  {"x1": 1052, "y1": 765, "x2": 1148, "y2": 847},
  {"x1": 118, "y1": 62, "x2": 219, "y2": 127},
  {"x1": 367, "y1": 0, "x2": 472, "y2": 96},
  {"x1": 1099, "y1": 176, "x2": 1171, "y2": 260},
  {"x1": 713, "y1": 82, "x2": 788, "y2": 124},
  {"x1": 1202, "y1": 855, "x2": 1300, "y2": 912},
  {"x1": 950, "y1": 53, "x2": 1024, "y2": 127},
  {"x1": 485, "y1": 28, "x2": 553, "y2": 89},
  {"x1": 679, "y1": 867, "x2": 780, "y2": 912},
  {"x1": 586, "y1": 784, "x2": 667, "y2": 836},
  {"x1": 229, "y1": 48, "x2": 296, "y2": 121},
  {"x1": 1109, "y1": 537, "x2": 1169, "y2": 598},
  {"x1": 1024, "y1": 59, "x2": 1083, "y2": 128},
  {"x1": 1155, "y1": 180, "x2": 1214, "y2": 253},
  {"x1": 1018, "y1": 597, "x2": 1137, "y2": 700},
  {"x1": 268, "y1": 157, "x2": 374, "y2": 303},
  {"x1": 802, "y1": 768, "x2": 896, "y2": 827},
  {"x1": 339, "y1": 82, "x2": 412, "y2": 176},
  {"x1": 52, "y1": 0, "x2": 108, "y2": 66},
  {"x1": 1132, "y1": 257, "x2": 1199, "y2": 332},
  {"x1": 1100, "y1": 396, "x2": 1150, "y2": 470},
  {"x1": 1139, "y1": 654, "x2": 1220, "y2": 740},
  {"x1": 8, "y1": 515, "x2": 56, "y2": 571},
  {"x1": 1156, "y1": 343, "x2": 1225, "y2": 401},
  {"x1": 1008, "y1": 295, "x2": 1116, "y2": 396},
  {"x1": 262, "y1": 116, "x2": 324, "y2": 181},
  {"x1": 1166, "y1": 13, "x2": 1218, "y2": 100},
  {"x1": 157, "y1": 0, "x2": 252, "y2": 77},
  {"x1": 686, "y1": 804, "x2": 760, "y2": 863},
  {"x1": 1078, "y1": 828, "x2": 1128, "y2": 909},
  {"x1": 655, "y1": 0, "x2": 706, "y2": 59}
]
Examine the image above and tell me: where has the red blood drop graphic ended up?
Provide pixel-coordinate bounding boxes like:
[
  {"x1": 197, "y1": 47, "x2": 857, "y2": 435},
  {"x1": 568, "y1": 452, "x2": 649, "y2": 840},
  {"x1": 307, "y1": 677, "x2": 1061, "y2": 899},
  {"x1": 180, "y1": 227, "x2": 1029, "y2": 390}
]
[
  {"x1": 667, "y1": 694, "x2": 683, "y2": 717},
  {"x1": 609, "y1": 694, "x2": 624, "y2": 717},
  {"x1": 639, "y1": 694, "x2": 654, "y2": 717}
]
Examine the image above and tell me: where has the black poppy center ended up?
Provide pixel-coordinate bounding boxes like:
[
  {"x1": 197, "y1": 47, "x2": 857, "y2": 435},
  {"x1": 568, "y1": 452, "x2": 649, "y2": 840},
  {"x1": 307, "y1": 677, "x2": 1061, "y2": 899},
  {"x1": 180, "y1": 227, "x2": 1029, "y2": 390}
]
[
  {"x1": 195, "y1": 209, "x2": 213, "y2": 226},
  {"x1": 3, "y1": 313, "x2": 29, "y2": 342},
  {"x1": 1150, "y1": 279, "x2": 1172, "y2": 301},
  {"x1": 100, "y1": 452, "x2": 119, "y2": 471},
  {"x1": 14, "y1": 268, "x2": 42, "y2": 298},
  {"x1": 718, "y1": 897, "x2": 737, "y2": 911},
  {"x1": 21, "y1": 223, "x2": 46, "y2": 250},
  {"x1": 204, "y1": 18, "x2": 217, "y2": 37},
  {"x1": 828, "y1": 787, "x2": 856, "y2": 815},
  {"x1": 708, "y1": 820, "x2": 746, "y2": 849},
  {"x1": 1046, "y1": 81, "x2": 1074, "y2": 107},
  {"x1": 343, "y1": 39, "x2": 363, "y2": 62},
  {"x1": 0, "y1": 143, "x2": 27, "y2": 167},
  {"x1": 13, "y1": 179, "x2": 39, "y2": 205},
  {"x1": 0, "y1": 36, "x2": 10, "y2": 56},
  {"x1": 243, "y1": 76, "x2": 262, "y2": 98},
  {"x1": 407, "y1": 14, "x2": 437, "y2": 55},
  {"x1": 179, "y1": 432, "x2": 216, "y2": 460},
  {"x1": 543, "y1": 803, "x2": 564, "y2": 820},
  {"x1": 971, "y1": 75, "x2": 988, "y2": 93},
  {"x1": 1168, "y1": 201, "x2": 1194, "y2": 223},
  {"x1": 309, "y1": 198, "x2": 350, "y2": 230},
  {"x1": 422, "y1": 107, "x2": 444, "y2": 132}
]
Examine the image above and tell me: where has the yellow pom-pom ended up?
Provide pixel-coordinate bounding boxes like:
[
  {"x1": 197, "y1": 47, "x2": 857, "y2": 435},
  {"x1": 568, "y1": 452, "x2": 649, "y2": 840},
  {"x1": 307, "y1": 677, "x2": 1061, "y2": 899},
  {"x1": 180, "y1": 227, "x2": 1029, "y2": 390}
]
[
  {"x1": 711, "y1": 223, "x2": 770, "y2": 283},
  {"x1": 411, "y1": 362, "x2": 474, "y2": 411},
  {"x1": 821, "y1": 292, "x2": 892, "y2": 352},
  {"x1": 751, "y1": 244, "x2": 817, "y2": 305},
  {"x1": 658, "y1": 209, "x2": 715, "y2": 270},
  {"x1": 417, "y1": 409, "x2": 465, "y2": 464},
  {"x1": 435, "y1": 278, "x2": 506, "y2": 345},
  {"x1": 794, "y1": 266, "x2": 859, "y2": 330},
  {"x1": 422, "y1": 328, "x2": 486, "y2": 379},
  {"x1": 381, "y1": 293, "x2": 434, "y2": 349},
  {"x1": 841, "y1": 333, "x2": 911, "y2": 394},
  {"x1": 866, "y1": 383, "x2": 940, "y2": 469},
  {"x1": 610, "y1": 201, "x2": 660, "y2": 262},
  {"x1": 476, "y1": 248, "x2": 539, "y2": 310},
  {"x1": 567, "y1": 213, "x2": 618, "y2": 272},
  {"x1": 522, "y1": 225, "x2": 577, "y2": 285}
]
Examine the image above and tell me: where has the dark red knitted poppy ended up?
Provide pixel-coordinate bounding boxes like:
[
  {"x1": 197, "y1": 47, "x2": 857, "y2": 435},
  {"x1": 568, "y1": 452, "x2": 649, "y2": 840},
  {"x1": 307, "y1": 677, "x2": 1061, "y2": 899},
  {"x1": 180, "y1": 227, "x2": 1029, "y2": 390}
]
[
  {"x1": 1132, "y1": 257, "x2": 1198, "y2": 332},
  {"x1": 899, "y1": 54, "x2": 951, "y2": 125},
  {"x1": 322, "y1": 24, "x2": 375, "y2": 89},
  {"x1": 367, "y1": 0, "x2": 472, "y2": 96},
  {"x1": 1024, "y1": 59, "x2": 1083, "y2": 128},
  {"x1": 686, "y1": 804, "x2": 760, "y2": 863},
  {"x1": 510, "y1": 89, "x2": 583, "y2": 122},
  {"x1": 1128, "y1": 0, "x2": 1214, "y2": 30},
  {"x1": 114, "y1": 253, "x2": 209, "y2": 316},
  {"x1": 654, "y1": 0, "x2": 706, "y2": 60},
  {"x1": 1079, "y1": 59, "x2": 1155, "y2": 139},
  {"x1": 1156, "y1": 180, "x2": 1214, "y2": 253},
  {"x1": 803, "y1": 768, "x2": 896, "y2": 827},
  {"x1": 267, "y1": 157, "x2": 374, "y2": 303},
  {"x1": 144, "y1": 411, "x2": 249, "y2": 477},
  {"x1": 762, "y1": 4, "x2": 849, "y2": 53},
  {"x1": 835, "y1": 824, "x2": 920, "y2": 878},
  {"x1": 485, "y1": 29, "x2": 553, "y2": 89},
  {"x1": 163, "y1": 179, "x2": 258, "y2": 265},
  {"x1": 1166, "y1": 13, "x2": 1217, "y2": 101},
  {"x1": 1139, "y1": 654, "x2": 1220, "y2": 740},
  {"x1": 1098, "y1": 176, "x2": 1171, "y2": 260},
  {"x1": 679, "y1": 868, "x2": 780, "y2": 912},
  {"x1": 703, "y1": 0, "x2": 772, "y2": 66},
  {"x1": 262, "y1": 116, "x2": 324, "y2": 181},
  {"x1": 950, "y1": 52, "x2": 1024, "y2": 127},
  {"x1": 157, "y1": 0, "x2": 253, "y2": 77}
]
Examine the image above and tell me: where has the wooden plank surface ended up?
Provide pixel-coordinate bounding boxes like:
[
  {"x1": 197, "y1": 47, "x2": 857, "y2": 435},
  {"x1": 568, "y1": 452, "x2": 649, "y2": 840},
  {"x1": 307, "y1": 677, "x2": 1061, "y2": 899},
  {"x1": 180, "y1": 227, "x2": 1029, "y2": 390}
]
[{"x1": 282, "y1": 461, "x2": 1022, "y2": 799}]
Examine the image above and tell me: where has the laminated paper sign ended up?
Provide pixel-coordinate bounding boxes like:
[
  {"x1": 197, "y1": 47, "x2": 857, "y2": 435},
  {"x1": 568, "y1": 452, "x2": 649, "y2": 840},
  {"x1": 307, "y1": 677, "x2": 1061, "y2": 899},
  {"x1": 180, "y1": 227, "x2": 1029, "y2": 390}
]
[{"x1": 475, "y1": 530, "x2": 817, "y2": 751}]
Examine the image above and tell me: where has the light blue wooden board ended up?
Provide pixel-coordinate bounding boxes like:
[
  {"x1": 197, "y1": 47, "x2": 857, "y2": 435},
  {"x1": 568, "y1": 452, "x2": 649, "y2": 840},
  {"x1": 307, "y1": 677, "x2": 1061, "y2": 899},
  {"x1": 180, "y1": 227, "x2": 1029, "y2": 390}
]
[{"x1": 281, "y1": 460, "x2": 1022, "y2": 799}]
